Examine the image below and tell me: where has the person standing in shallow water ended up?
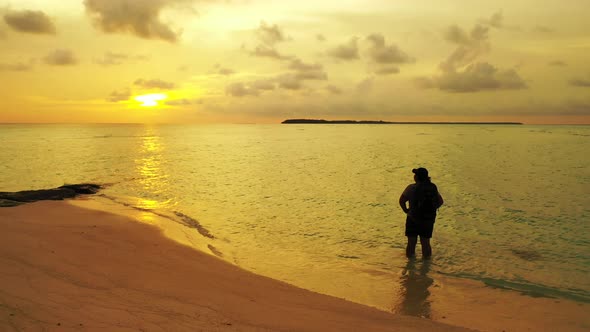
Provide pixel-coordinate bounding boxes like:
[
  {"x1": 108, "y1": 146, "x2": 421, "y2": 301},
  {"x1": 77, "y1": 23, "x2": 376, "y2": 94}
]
[{"x1": 399, "y1": 168, "x2": 444, "y2": 258}]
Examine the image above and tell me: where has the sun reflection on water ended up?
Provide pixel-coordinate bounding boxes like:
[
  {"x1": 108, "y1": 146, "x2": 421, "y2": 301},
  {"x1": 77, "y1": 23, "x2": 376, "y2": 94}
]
[
  {"x1": 134, "y1": 127, "x2": 170, "y2": 210},
  {"x1": 137, "y1": 198, "x2": 164, "y2": 210}
]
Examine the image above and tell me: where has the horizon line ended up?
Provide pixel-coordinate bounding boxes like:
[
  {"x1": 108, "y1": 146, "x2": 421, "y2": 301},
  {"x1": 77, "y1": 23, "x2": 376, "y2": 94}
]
[{"x1": 1, "y1": 122, "x2": 590, "y2": 126}]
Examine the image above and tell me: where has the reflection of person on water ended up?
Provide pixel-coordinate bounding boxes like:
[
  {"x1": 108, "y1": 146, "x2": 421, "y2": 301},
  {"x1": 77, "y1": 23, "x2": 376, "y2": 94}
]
[
  {"x1": 398, "y1": 259, "x2": 434, "y2": 318},
  {"x1": 399, "y1": 168, "x2": 444, "y2": 258}
]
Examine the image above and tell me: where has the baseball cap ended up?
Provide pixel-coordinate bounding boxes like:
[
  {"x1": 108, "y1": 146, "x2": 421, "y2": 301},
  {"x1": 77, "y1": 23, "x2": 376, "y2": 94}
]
[{"x1": 412, "y1": 167, "x2": 429, "y2": 179}]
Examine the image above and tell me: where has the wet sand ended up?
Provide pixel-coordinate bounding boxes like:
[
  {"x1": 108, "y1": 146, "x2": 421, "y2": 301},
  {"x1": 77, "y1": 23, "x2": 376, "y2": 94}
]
[{"x1": 0, "y1": 200, "x2": 471, "y2": 331}]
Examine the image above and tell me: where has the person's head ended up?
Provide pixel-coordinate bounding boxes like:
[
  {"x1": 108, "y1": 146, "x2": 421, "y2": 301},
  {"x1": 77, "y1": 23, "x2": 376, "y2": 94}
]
[{"x1": 412, "y1": 167, "x2": 430, "y2": 183}]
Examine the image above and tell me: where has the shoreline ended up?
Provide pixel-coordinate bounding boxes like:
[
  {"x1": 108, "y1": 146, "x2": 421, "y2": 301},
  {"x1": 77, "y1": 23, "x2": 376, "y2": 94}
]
[
  {"x1": 0, "y1": 199, "x2": 471, "y2": 331},
  {"x1": 1, "y1": 198, "x2": 589, "y2": 331}
]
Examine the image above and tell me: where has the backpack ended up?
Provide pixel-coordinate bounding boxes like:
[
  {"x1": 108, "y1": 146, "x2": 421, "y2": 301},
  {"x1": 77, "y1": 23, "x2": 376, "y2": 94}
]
[{"x1": 412, "y1": 182, "x2": 439, "y2": 218}]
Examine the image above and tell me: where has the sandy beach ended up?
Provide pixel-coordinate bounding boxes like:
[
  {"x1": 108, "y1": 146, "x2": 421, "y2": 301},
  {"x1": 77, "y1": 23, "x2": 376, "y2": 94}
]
[
  {"x1": 1, "y1": 198, "x2": 589, "y2": 332},
  {"x1": 0, "y1": 200, "x2": 473, "y2": 331}
]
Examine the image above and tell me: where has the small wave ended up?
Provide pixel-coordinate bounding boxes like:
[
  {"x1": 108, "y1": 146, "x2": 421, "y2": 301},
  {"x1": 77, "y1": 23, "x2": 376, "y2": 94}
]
[
  {"x1": 504, "y1": 208, "x2": 525, "y2": 213},
  {"x1": 208, "y1": 244, "x2": 223, "y2": 257},
  {"x1": 174, "y1": 211, "x2": 216, "y2": 239},
  {"x1": 337, "y1": 254, "x2": 361, "y2": 259},
  {"x1": 510, "y1": 248, "x2": 542, "y2": 261},
  {"x1": 97, "y1": 194, "x2": 216, "y2": 241},
  {"x1": 442, "y1": 272, "x2": 590, "y2": 303}
]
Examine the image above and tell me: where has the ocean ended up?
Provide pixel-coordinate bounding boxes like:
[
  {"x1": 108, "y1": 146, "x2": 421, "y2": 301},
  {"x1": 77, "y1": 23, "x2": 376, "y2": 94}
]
[{"x1": 1, "y1": 123, "x2": 589, "y2": 310}]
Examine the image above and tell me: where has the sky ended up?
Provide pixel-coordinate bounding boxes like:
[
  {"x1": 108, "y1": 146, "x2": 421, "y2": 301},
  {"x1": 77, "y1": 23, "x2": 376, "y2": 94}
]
[{"x1": 0, "y1": 0, "x2": 589, "y2": 124}]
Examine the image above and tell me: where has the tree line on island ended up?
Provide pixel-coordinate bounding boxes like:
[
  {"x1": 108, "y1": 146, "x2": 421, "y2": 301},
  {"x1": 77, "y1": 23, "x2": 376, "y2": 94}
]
[{"x1": 281, "y1": 119, "x2": 523, "y2": 125}]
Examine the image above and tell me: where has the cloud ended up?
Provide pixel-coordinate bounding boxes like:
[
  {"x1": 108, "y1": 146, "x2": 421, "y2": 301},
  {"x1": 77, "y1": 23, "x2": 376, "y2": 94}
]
[
  {"x1": 440, "y1": 46, "x2": 484, "y2": 72},
  {"x1": 250, "y1": 44, "x2": 291, "y2": 60},
  {"x1": 316, "y1": 34, "x2": 326, "y2": 42},
  {"x1": 226, "y1": 58, "x2": 327, "y2": 97},
  {"x1": 287, "y1": 58, "x2": 328, "y2": 80},
  {"x1": 257, "y1": 58, "x2": 328, "y2": 92},
  {"x1": 419, "y1": 23, "x2": 527, "y2": 93},
  {"x1": 3, "y1": 9, "x2": 56, "y2": 35},
  {"x1": 481, "y1": 11, "x2": 504, "y2": 29},
  {"x1": 444, "y1": 24, "x2": 488, "y2": 45},
  {"x1": 226, "y1": 82, "x2": 260, "y2": 97},
  {"x1": 548, "y1": 60, "x2": 567, "y2": 67},
  {"x1": 94, "y1": 52, "x2": 149, "y2": 66},
  {"x1": 374, "y1": 66, "x2": 400, "y2": 75},
  {"x1": 364, "y1": 33, "x2": 412, "y2": 75},
  {"x1": 325, "y1": 85, "x2": 342, "y2": 94},
  {"x1": 228, "y1": 73, "x2": 314, "y2": 95},
  {"x1": 0, "y1": 61, "x2": 34, "y2": 72},
  {"x1": 365, "y1": 34, "x2": 413, "y2": 64},
  {"x1": 276, "y1": 74, "x2": 304, "y2": 90},
  {"x1": 213, "y1": 64, "x2": 235, "y2": 76},
  {"x1": 480, "y1": 11, "x2": 521, "y2": 31},
  {"x1": 84, "y1": 0, "x2": 192, "y2": 42},
  {"x1": 286, "y1": 59, "x2": 313, "y2": 70},
  {"x1": 248, "y1": 21, "x2": 291, "y2": 61},
  {"x1": 166, "y1": 98, "x2": 203, "y2": 106},
  {"x1": 250, "y1": 79, "x2": 275, "y2": 91},
  {"x1": 225, "y1": 78, "x2": 279, "y2": 97},
  {"x1": 255, "y1": 21, "x2": 287, "y2": 46},
  {"x1": 441, "y1": 24, "x2": 489, "y2": 71},
  {"x1": 419, "y1": 62, "x2": 527, "y2": 92},
  {"x1": 356, "y1": 77, "x2": 374, "y2": 93},
  {"x1": 327, "y1": 37, "x2": 359, "y2": 61},
  {"x1": 108, "y1": 88, "x2": 131, "y2": 102},
  {"x1": 134, "y1": 78, "x2": 176, "y2": 89},
  {"x1": 43, "y1": 49, "x2": 78, "y2": 66},
  {"x1": 217, "y1": 68, "x2": 235, "y2": 75},
  {"x1": 569, "y1": 77, "x2": 590, "y2": 87}
]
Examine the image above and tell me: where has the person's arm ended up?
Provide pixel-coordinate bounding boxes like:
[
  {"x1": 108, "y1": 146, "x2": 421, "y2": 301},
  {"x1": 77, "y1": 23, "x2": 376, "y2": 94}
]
[
  {"x1": 437, "y1": 192, "x2": 444, "y2": 209},
  {"x1": 399, "y1": 194, "x2": 409, "y2": 214}
]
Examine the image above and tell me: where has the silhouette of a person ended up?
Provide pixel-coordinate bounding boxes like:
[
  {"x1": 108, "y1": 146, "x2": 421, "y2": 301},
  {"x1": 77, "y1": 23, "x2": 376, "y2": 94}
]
[{"x1": 399, "y1": 168, "x2": 444, "y2": 258}]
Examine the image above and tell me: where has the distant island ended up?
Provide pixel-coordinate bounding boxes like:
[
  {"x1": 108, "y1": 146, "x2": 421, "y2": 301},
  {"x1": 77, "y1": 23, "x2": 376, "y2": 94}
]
[{"x1": 282, "y1": 119, "x2": 523, "y2": 125}]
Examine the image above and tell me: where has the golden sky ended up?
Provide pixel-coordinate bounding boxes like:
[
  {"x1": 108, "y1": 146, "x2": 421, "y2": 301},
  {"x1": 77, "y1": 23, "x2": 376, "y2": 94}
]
[{"x1": 0, "y1": 0, "x2": 589, "y2": 124}]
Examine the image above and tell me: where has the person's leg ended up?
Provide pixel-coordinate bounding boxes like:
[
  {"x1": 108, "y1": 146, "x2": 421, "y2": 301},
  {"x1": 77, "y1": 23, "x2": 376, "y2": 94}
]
[
  {"x1": 406, "y1": 236, "x2": 418, "y2": 258},
  {"x1": 419, "y1": 236, "x2": 431, "y2": 259}
]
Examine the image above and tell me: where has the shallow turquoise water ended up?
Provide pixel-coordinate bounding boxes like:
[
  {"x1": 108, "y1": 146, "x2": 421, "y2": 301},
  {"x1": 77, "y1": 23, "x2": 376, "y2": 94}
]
[{"x1": 1, "y1": 123, "x2": 589, "y2": 307}]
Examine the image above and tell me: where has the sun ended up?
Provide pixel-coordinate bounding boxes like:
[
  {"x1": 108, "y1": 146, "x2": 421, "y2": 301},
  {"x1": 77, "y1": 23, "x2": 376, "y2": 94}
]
[{"x1": 135, "y1": 93, "x2": 167, "y2": 107}]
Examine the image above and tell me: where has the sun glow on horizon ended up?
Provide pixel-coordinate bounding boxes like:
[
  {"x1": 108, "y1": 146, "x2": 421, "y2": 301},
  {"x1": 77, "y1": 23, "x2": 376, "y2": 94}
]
[{"x1": 135, "y1": 94, "x2": 167, "y2": 107}]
